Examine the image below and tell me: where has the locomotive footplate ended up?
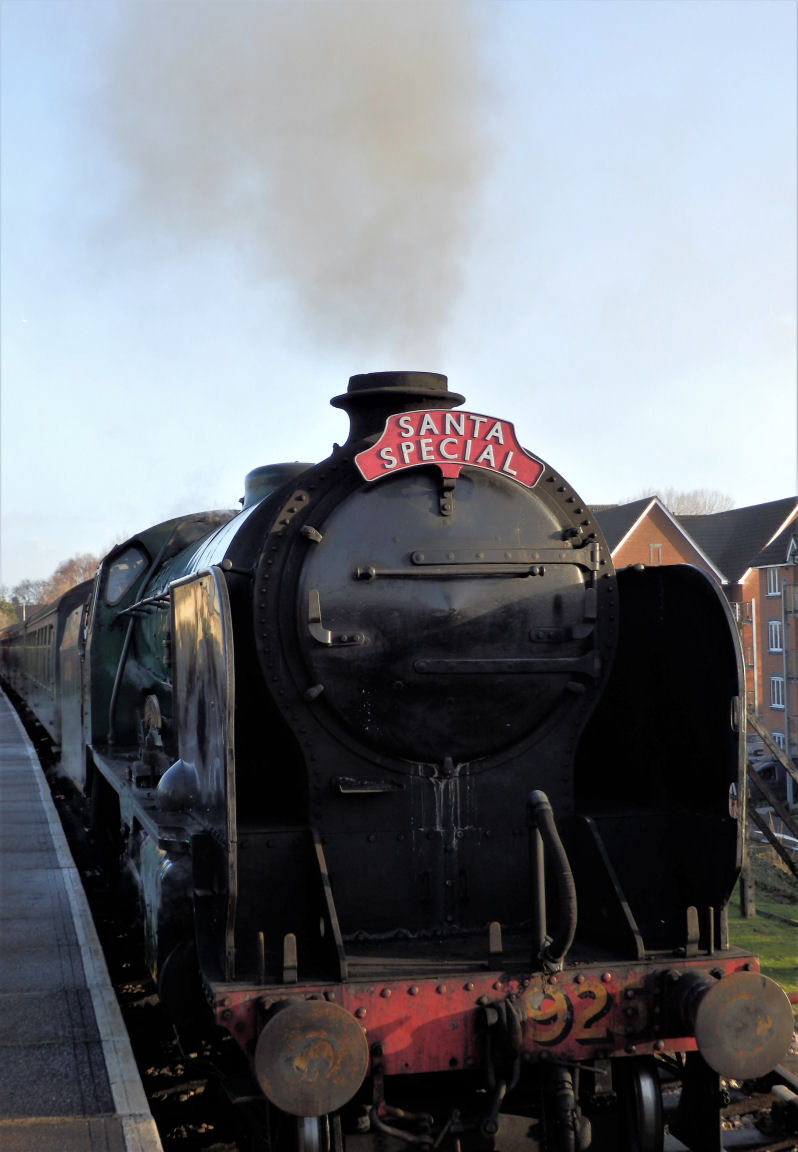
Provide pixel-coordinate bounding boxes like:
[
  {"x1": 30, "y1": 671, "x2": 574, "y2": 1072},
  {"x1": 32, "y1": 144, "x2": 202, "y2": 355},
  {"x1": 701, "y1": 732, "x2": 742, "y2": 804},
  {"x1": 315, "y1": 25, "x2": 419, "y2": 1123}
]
[{"x1": 208, "y1": 951, "x2": 793, "y2": 1117}]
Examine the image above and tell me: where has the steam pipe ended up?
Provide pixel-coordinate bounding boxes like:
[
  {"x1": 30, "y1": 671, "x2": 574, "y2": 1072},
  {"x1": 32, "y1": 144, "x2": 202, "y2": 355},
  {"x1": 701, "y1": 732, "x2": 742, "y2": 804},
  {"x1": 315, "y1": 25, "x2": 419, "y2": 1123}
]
[
  {"x1": 527, "y1": 790, "x2": 577, "y2": 972},
  {"x1": 529, "y1": 817, "x2": 546, "y2": 958}
]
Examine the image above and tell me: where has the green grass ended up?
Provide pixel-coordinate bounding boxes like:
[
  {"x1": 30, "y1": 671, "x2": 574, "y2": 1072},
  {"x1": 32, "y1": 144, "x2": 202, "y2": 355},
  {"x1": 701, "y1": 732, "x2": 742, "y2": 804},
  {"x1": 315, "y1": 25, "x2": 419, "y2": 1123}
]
[{"x1": 727, "y1": 849, "x2": 798, "y2": 1002}]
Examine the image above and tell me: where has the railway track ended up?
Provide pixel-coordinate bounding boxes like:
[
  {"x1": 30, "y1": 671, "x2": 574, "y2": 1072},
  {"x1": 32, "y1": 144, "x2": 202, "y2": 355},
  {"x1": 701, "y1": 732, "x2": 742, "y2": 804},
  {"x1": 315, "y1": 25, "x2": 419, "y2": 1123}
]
[{"x1": 691, "y1": 1074, "x2": 798, "y2": 1151}]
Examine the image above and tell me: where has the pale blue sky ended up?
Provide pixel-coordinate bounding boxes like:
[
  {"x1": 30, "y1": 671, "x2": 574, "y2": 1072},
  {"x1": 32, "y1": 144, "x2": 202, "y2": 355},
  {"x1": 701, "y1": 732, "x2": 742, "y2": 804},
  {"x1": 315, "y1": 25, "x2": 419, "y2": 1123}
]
[{"x1": 2, "y1": 0, "x2": 795, "y2": 588}]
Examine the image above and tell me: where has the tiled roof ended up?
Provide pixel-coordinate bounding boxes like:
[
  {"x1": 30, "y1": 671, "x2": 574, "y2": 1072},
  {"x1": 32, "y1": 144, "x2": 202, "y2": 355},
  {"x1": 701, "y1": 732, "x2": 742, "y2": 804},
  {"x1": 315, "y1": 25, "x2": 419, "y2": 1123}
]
[
  {"x1": 592, "y1": 498, "x2": 654, "y2": 551},
  {"x1": 678, "y1": 498, "x2": 797, "y2": 582},
  {"x1": 751, "y1": 520, "x2": 798, "y2": 568}
]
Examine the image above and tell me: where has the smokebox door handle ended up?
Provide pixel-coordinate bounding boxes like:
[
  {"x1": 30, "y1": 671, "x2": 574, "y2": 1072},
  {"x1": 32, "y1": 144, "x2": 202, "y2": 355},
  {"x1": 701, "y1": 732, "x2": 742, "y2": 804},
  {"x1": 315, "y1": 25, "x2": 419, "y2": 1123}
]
[{"x1": 308, "y1": 589, "x2": 333, "y2": 645}]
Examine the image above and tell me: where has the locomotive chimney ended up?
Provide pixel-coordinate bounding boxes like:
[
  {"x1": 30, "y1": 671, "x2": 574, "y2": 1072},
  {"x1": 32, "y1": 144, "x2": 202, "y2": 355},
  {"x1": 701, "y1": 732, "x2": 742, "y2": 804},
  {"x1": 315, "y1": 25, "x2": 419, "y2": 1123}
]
[{"x1": 331, "y1": 371, "x2": 465, "y2": 445}]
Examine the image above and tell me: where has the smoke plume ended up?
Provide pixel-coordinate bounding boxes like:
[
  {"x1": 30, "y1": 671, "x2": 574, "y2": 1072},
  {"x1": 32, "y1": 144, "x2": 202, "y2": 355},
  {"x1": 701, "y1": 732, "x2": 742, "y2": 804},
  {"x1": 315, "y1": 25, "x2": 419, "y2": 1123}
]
[{"x1": 101, "y1": 2, "x2": 489, "y2": 361}]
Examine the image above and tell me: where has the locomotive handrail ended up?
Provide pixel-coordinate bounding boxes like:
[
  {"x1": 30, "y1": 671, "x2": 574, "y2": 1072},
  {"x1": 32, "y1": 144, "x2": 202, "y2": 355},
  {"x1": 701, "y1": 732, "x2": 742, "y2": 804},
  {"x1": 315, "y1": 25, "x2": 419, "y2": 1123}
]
[
  {"x1": 416, "y1": 654, "x2": 600, "y2": 677},
  {"x1": 114, "y1": 592, "x2": 170, "y2": 619},
  {"x1": 355, "y1": 564, "x2": 555, "y2": 579},
  {"x1": 351, "y1": 542, "x2": 601, "y2": 581},
  {"x1": 408, "y1": 545, "x2": 601, "y2": 570}
]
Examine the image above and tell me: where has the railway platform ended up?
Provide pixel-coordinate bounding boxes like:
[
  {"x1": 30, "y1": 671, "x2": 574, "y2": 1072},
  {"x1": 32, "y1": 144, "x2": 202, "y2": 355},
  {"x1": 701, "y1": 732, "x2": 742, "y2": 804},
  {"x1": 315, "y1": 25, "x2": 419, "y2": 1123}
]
[{"x1": 0, "y1": 690, "x2": 162, "y2": 1152}]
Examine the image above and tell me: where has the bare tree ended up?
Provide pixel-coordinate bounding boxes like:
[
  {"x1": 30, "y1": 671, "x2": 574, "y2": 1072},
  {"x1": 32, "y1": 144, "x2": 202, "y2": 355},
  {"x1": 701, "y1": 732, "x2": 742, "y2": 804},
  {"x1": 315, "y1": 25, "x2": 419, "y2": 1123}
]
[
  {"x1": 622, "y1": 488, "x2": 734, "y2": 515},
  {"x1": 0, "y1": 554, "x2": 101, "y2": 628},
  {"x1": 12, "y1": 577, "x2": 47, "y2": 609},
  {"x1": 0, "y1": 578, "x2": 46, "y2": 625},
  {"x1": 41, "y1": 553, "x2": 100, "y2": 604}
]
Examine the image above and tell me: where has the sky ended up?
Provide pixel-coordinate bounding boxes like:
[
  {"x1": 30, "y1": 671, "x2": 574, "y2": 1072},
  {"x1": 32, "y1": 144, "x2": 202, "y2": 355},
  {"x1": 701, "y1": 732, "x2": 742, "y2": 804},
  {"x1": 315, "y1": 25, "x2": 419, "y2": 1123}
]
[{"x1": 1, "y1": 0, "x2": 796, "y2": 590}]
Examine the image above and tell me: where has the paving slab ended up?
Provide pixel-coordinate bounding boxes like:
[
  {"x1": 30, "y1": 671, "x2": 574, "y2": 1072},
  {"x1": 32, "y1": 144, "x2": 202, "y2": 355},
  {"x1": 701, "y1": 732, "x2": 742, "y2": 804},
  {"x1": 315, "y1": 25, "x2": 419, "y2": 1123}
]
[{"x1": 0, "y1": 691, "x2": 162, "y2": 1152}]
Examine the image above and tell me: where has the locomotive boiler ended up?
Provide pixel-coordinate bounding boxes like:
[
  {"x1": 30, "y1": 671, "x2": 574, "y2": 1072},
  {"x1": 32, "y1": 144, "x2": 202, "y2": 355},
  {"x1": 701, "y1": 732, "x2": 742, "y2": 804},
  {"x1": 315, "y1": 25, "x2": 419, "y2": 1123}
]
[{"x1": 2, "y1": 371, "x2": 793, "y2": 1152}]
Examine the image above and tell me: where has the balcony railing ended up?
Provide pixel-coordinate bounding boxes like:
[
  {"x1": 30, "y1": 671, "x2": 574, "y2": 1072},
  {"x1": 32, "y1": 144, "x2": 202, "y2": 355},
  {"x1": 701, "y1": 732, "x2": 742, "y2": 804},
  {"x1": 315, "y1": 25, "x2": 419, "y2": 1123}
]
[{"x1": 731, "y1": 600, "x2": 753, "y2": 625}]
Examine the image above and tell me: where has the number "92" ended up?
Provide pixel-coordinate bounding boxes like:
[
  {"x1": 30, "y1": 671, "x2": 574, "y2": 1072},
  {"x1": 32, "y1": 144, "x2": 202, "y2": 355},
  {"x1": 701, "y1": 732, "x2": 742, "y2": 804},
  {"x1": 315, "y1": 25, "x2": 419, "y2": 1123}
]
[{"x1": 523, "y1": 980, "x2": 645, "y2": 1048}]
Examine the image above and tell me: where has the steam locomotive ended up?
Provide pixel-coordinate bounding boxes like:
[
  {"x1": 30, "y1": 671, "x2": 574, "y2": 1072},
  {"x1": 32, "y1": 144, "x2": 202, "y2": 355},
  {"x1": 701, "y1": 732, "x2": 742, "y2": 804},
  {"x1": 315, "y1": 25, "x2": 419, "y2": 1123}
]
[{"x1": 2, "y1": 372, "x2": 792, "y2": 1151}]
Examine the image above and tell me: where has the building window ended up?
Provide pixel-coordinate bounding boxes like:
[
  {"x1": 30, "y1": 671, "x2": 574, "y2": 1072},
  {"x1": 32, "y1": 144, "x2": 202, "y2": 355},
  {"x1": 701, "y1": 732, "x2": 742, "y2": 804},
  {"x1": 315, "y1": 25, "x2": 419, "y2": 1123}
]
[
  {"x1": 768, "y1": 619, "x2": 783, "y2": 652},
  {"x1": 766, "y1": 566, "x2": 781, "y2": 596},
  {"x1": 649, "y1": 543, "x2": 662, "y2": 565},
  {"x1": 773, "y1": 731, "x2": 785, "y2": 750},
  {"x1": 770, "y1": 676, "x2": 785, "y2": 709}
]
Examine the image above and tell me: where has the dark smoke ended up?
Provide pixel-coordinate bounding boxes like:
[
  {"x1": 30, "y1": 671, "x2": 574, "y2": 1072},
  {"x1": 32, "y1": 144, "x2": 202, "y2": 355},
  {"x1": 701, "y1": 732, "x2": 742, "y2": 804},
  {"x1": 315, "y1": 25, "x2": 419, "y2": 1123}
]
[{"x1": 101, "y1": 2, "x2": 489, "y2": 361}]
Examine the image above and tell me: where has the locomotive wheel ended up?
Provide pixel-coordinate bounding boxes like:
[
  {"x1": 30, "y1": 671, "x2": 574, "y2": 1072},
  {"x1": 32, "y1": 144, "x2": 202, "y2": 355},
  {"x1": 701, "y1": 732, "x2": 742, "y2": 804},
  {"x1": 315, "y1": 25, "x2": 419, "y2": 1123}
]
[
  {"x1": 265, "y1": 1106, "x2": 344, "y2": 1152},
  {"x1": 289, "y1": 1114, "x2": 344, "y2": 1152},
  {"x1": 615, "y1": 1057, "x2": 663, "y2": 1152}
]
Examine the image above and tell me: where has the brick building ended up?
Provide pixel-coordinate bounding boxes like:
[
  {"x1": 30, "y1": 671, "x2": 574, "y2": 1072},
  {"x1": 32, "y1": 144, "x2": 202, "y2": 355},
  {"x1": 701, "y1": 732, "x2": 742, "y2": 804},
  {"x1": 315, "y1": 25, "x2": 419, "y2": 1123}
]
[
  {"x1": 593, "y1": 497, "x2": 722, "y2": 577},
  {"x1": 593, "y1": 497, "x2": 798, "y2": 772}
]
